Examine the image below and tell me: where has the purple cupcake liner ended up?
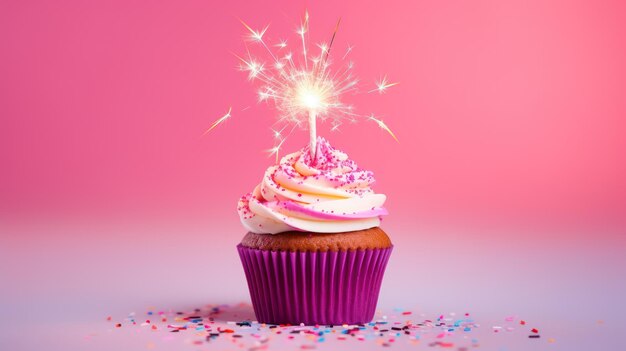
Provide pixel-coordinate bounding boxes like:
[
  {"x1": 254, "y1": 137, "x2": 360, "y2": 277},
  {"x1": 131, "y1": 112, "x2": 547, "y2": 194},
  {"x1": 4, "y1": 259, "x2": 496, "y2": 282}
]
[{"x1": 237, "y1": 244, "x2": 393, "y2": 325}]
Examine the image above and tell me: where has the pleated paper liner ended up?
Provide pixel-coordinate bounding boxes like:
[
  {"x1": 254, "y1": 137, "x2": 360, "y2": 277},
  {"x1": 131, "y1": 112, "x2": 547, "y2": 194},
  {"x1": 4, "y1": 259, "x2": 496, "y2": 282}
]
[{"x1": 237, "y1": 244, "x2": 392, "y2": 325}]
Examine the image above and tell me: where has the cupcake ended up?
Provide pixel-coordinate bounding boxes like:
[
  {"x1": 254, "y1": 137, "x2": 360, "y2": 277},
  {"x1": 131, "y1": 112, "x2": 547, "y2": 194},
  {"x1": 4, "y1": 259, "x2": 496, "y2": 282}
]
[{"x1": 237, "y1": 137, "x2": 392, "y2": 325}]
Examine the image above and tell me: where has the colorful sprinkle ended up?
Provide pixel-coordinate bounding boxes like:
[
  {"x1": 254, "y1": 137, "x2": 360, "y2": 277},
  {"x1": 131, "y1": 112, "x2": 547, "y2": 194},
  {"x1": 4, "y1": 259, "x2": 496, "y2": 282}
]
[{"x1": 100, "y1": 304, "x2": 549, "y2": 350}]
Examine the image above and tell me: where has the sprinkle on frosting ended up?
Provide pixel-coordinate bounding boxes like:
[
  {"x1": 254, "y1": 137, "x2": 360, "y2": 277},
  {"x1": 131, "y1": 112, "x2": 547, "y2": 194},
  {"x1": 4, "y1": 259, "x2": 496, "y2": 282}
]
[{"x1": 237, "y1": 137, "x2": 387, "y2": 234}]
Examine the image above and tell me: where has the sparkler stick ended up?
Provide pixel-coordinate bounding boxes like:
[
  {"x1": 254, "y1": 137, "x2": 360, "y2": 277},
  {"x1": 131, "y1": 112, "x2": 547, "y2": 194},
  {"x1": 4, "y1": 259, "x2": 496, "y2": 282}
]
[{"x1": 309, "y1": 110, "x2": 317, "y2": 157}]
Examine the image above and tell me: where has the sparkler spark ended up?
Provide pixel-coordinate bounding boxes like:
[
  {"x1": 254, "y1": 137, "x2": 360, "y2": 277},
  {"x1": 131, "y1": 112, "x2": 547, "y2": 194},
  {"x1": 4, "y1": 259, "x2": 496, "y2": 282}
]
[
  {"x1": 271, "y1": 125, "x2": 287, "y2": 139},
  {"x1": 203, "y1": 107, "x2": 232, "y2": 135},
  {"x1": 342, "y1": 44, "x2": 354, "y2": 60},
  {"x1": 207, "y1": 12, "x2": 399, "y2": 157},
  {"x1": 368, "y1": 114, "x2": 399, "y2": 142},
  {"x1": 267, "y1": 137, "x2": 286, "y2": 163},
  {"x1": 299, "y1": 11, "x2": 310, "y2": 69},
  {"x1": 240, "y1": 19, "x2": 269, "y2": 42},
  {"x1": 275, "y1": 39, "x2": 287, "y2": 49},
  {"x1": 369, "y1": 75, "x2": 399, "y2": 94}
]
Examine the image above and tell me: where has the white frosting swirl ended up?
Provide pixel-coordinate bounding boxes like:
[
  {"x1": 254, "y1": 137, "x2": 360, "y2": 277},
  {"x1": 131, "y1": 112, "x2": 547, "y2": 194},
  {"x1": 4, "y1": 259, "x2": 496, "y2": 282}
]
[{"x1": 237, "y1": 137, "x2": 387, "y2": 234}]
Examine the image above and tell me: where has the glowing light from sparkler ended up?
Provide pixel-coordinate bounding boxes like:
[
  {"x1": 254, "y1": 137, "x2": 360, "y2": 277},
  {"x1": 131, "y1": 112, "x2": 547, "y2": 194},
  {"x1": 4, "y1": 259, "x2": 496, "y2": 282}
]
[{"x1": 205, "y1": 12, "x2": 399, "y2": 159}]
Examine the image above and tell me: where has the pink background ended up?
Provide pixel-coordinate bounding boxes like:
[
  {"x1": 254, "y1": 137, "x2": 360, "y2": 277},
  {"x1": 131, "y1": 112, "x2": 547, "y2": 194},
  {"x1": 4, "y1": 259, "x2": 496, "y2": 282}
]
[{"x1": 1, "y1": 1, "x2": 625, "y2": 350}]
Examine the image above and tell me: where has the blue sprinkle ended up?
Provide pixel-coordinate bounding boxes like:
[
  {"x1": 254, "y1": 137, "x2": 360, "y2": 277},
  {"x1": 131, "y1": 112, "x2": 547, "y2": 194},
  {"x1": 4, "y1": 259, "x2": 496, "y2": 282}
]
[{"x1": 464, "y1": 327, "x2": 471, "y2": 332}]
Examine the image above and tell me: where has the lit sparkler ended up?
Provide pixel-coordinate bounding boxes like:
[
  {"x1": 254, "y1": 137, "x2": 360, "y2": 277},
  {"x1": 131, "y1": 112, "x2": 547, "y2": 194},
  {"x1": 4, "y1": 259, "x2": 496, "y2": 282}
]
[{"x1": 207, "y1": 12, "x2": 399, "y2": 159}]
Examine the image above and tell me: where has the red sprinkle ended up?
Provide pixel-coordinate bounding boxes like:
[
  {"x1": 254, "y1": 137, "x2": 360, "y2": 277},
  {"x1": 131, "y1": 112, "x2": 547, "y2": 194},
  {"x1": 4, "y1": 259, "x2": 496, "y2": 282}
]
[{"x1": 531, "y1": 328, "x2": 539, "y2": 333}]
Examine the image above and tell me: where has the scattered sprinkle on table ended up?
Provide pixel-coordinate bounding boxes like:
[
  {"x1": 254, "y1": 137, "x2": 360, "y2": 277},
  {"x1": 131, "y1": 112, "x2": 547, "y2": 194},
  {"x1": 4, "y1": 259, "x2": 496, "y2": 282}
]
[{"x1": 99, "y1": 303, "x2": 554, "y2": 350}]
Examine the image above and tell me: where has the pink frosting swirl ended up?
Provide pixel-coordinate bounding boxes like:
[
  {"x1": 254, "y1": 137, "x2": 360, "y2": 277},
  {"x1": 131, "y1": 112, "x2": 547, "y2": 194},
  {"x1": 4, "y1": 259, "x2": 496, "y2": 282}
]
[{"x1": 237, "y1": 137, "x2": 387, "y2": 234}]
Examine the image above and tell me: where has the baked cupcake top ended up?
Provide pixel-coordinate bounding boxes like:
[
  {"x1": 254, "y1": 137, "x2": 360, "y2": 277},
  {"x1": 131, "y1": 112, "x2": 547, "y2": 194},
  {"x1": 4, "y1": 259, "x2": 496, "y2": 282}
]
[
  {"x1": 237, "y1": 137, "x2": 387, "y2": 234},
  {"x1": 240, "y1": 227, "x2": 392, "y2": 251}
]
